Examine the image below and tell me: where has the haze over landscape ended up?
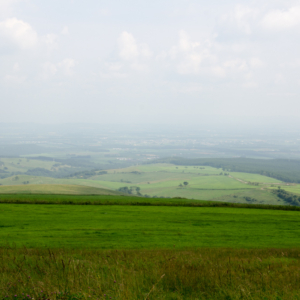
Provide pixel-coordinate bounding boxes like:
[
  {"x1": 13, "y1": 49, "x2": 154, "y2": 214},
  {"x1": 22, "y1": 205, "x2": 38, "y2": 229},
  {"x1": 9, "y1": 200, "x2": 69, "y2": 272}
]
[{"x1": 1, "y1": 0, "x2": 300, "y2": 127}]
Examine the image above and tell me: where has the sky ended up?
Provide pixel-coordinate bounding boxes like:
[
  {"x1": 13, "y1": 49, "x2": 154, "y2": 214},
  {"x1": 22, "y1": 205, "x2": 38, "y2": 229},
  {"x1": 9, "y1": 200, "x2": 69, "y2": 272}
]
[{"x1": 0, "y1": 0, "x2": 300, "y2": 126}]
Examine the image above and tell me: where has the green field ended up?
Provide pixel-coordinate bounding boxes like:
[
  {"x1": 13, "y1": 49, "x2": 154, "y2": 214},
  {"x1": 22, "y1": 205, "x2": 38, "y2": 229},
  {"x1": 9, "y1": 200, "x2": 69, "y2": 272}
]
[
  {"x1": 1, "y1": 203, "x2": 300, "y2": 249},
  {"x1": 0, "y1": 184, "x2": 121, "y2": 195},
  {"x1": 1, "y1": 163, "x2": 298, "y2": 205},
  {"x1": 1, "y1": 194, "x2": 300, "y2": 299}
]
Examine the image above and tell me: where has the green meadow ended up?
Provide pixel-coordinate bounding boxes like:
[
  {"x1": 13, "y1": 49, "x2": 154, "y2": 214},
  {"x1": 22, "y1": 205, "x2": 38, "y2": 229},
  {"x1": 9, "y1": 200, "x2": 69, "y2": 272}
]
[
  {"x1": 0, "y1": 184, "x2": 120, "y2": 195},
  {"x1": 1, "y1": 193, "x2": 300, "y2": 299},
  {"x1": 1, "y1": 203, "x2": 300, "y2": 249}
]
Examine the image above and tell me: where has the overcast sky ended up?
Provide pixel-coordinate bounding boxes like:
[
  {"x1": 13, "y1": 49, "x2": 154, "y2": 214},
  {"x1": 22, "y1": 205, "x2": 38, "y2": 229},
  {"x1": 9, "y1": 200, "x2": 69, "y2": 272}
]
[{"x1": 1, "y1": 0, "x2": 300, "y2": 126}]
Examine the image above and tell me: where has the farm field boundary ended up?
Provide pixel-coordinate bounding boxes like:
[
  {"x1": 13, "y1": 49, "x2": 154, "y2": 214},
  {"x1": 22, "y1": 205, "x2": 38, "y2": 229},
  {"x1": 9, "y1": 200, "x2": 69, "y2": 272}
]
[{"x1": 1, "y1": 194, "x2": 300, "y2": 211}]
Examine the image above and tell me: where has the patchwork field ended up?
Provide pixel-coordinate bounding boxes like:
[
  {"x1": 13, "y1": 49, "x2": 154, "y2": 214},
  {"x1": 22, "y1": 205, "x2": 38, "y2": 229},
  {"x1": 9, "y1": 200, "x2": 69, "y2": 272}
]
[{"x1": 0, "y1": 163, "x2": 297, "y2": 205}]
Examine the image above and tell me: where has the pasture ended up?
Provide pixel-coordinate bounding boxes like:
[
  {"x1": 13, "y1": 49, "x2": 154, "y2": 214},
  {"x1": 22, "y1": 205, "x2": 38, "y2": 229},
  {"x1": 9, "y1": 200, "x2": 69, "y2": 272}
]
[
  {"x1": 0, "y1": 184, "x2": 120, "y2": 195},
  {"x1": 1, "y1": 204, "x2": 300, "y2": 249},
  {"x1": 0, "y1": 163, "x2": 297, "y2": 205}
]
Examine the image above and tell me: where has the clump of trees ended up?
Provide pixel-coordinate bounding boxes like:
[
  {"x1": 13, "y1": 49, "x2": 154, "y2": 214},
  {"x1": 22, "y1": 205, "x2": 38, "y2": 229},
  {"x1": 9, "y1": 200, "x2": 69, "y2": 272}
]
[
  {"x1": 178, "y1": 182, "x2": 189, "y2": 187},
  {"x1": 244, "y1": 197, "x2": 257, "y2": 203},
  {"x1": 272, "y1": 188, "x2": 300, "y2": 206},
  {"x1": 117, "y1": 186, "x2": 141, "y2": 196}
]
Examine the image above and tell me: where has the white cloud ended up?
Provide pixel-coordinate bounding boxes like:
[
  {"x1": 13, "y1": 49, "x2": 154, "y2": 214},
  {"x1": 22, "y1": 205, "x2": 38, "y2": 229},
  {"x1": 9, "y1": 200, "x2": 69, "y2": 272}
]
[
  {"x1": 219, "y1": 5, "x2": 259, "y2": 35},
  {"x1": 41, "y1": 58, "x2": 75, "y2": 79},
  {"x1": 262, "y1": 6, "x2": 300, "y2": 30},
  {"x1": 0, "y1": 18, "x2": 37, "y2": 49},
  {"x1": 223, "y1": 59, "x2": 248, "y2": 72},
  {"x1": 41, "y1": 62, "x2": 57, "y2": 79},
  {"x1": 61, "y1": 26, "x2": 69, "y2": 35},
  {"x1": 58, "y1": 58, "x2": 75, "y2": 76},
  {"x1": 42, "y1": 33, "x2": 58, "y2": 51},
  {"x1": 232, "y1": 5, "x2": 258, "y2": 34},
  {"x1": 0, "y1": 0, "x2": 21, "y2": 17},
  {"x1": 118, "y1": 32, "x2": 139, "y2": 60},
  {"x1": 13, "y1": 62, "x2": 19, "y2": 71},
  {"x1": 118, "y1": 31, "x2": 152, "y2": 61},
  {"x1": 4, "y1": 74, "x2": 25, "y2": 84},
  {"x1": 249, "y1": 58, "x2": 264, "y2": 69},
  {"x1": 100, "y1": 62, "x2": 127, "y2": 79},
  {"x1": 170, "y1": 30, "x2": 218, "y2": 75}
]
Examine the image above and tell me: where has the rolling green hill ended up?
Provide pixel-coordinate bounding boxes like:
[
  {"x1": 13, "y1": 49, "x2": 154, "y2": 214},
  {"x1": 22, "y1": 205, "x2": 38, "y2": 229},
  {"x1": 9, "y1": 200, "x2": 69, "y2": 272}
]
[
  {"x1": 0, "y1": 184, "x2": 121, "y2": 195},
  {"x1": 0, "y1": 163, "x2": 298, "y2": 205}
]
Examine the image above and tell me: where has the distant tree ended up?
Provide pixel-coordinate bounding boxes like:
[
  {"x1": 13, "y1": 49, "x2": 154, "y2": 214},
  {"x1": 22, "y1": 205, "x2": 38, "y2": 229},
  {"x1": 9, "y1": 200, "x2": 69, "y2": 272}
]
[
  {"x1": 136, "y1": 187, "x2": 141, "y2": 195},
  {"x1": 183, "y1": 181, "x2": 188, "y2": 186},
  {"x1": 179, "y1": 183, "x2": 183, "y2": 187},
  {"x1": 117, "y1": 186, "x2": 131, "y2": 194}
]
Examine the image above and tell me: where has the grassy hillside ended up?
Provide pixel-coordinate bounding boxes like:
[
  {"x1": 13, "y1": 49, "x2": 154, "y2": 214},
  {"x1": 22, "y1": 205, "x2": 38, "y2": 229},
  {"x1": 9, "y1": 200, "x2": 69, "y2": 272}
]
[
  {"x1": 156, "y1": 158, "x2": 300, "y2": 183},
  {"x1": 0, "y1": 184, "x2": 120, "y2": 195},
  {"x1": 1, "y1": 204, "x2": 300, "y2": 249}
]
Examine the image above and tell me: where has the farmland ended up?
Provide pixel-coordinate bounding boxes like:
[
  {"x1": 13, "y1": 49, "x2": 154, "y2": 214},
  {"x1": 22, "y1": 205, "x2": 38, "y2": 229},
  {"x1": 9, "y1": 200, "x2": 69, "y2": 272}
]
[
  {"x1": 0, "y1": 163, "x2": 293, "y2": 205},
  {"x1": 0, "y1": 184, "x2": 120, "y2": 195}
]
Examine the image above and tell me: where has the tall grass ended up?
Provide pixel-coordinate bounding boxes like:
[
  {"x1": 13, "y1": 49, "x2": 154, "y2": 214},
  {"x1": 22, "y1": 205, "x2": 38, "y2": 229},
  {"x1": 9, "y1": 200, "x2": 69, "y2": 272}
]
[{"x1": 1, "y1": 247, "x2": 300, "y2": 299}]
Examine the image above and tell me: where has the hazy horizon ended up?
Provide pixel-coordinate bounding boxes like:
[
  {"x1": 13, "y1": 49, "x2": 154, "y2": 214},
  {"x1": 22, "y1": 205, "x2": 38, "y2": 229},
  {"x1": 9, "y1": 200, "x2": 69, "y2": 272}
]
[{"x1": 1, "y1": 0, "x2": 300, "y2": 126}]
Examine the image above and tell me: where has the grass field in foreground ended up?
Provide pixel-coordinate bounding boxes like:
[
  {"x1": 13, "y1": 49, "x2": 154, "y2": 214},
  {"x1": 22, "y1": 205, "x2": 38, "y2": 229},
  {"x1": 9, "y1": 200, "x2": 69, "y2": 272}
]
[
  {"x1": 1, "y1": 204, "x2": 300, "y2": 249},
  {"x1": 1, "y1": 247, "x2": 300, "y2": 300}
]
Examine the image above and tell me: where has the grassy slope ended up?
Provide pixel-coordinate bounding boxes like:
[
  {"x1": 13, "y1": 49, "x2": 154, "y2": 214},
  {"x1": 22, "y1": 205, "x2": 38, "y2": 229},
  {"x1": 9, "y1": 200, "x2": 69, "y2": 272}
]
[
  {"x1": 0, "y1": 184, "x2": 121, "y2": 195},
  {"x1": 283, "y1": 185, "x2": 300, "y2": 195},
  {"x1": 1, "y1": 204, "x2": 300, "y2": 249},
  {"x1": 229, "y1": 172, "x2": 282, "y2": 183}
]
